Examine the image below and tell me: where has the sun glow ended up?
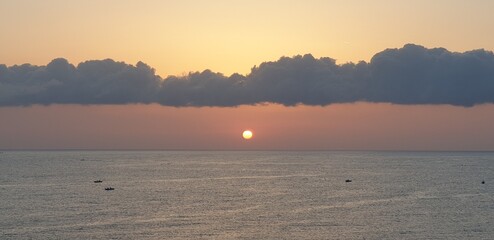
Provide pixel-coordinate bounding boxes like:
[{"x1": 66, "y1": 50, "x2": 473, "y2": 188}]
[{"x1": 242, "y1": 130, "x2": 253, "y2": 140}]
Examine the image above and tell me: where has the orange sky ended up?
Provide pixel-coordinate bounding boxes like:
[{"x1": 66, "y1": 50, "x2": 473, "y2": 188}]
[
  {"x1": 1, "y1": 103, "x2": 493, "y2": 151},
  {"x1": 1, "y1": 1, "x2": 494, "y2": 150},
  {"x1": 2, "y1": 1, "x2": 494, "y2": 76}
]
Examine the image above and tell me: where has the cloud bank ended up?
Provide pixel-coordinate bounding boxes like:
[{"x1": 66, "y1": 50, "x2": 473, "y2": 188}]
[{"x1": 1, "y1": 44, "x2": 494, "y2": 107}]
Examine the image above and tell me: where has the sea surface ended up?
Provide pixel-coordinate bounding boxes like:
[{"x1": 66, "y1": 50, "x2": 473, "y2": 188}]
[{"x1": 0, "y1": 151, "x2": 493, "y2": 239}]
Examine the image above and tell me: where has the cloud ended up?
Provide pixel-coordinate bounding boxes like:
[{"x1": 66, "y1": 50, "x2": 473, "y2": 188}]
[
  {"x1": 158, "y1": 71, "x2": 249, "y2": 107},
  {"x1": 0, "y1": 59, "x2": 161, "y2": 106},
  {"x1": 1, "y1": 44, "x2": 494, "y2": 107},
  {"x1": 367, "y1": 44, "x2": 494, "y2": 106}
]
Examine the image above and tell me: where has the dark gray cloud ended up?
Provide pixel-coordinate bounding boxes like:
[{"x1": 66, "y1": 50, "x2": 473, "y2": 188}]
[
  {"x1": 0, "y1": 59, "x2": 161, "y2": 106},
  {"x1": 367, "y1": 44, "x2": 494, "y2": 106},
  {"x1": 1, "y1": 44, "x2": 494, "y2": 107}
]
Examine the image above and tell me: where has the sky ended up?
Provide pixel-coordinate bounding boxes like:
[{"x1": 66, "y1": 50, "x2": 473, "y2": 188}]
[{"x1": 1, "y1": 0, "x2": 494, "y2": 150}]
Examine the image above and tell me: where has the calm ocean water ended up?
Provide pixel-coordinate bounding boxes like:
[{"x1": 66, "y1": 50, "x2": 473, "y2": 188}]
[{"x1": 0, "y1": 151, "x2": 492, "y2": 239}]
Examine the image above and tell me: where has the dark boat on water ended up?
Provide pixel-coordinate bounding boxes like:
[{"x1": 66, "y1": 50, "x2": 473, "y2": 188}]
[
  {"x1": 105, "y1": 187, "x2": 115, "y2": 191},
  {"x1": 94, "y1": 180, "x2": 103, "y2": 183}
]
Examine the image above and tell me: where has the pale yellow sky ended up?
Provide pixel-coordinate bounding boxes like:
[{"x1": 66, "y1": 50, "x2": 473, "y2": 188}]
[{"x1": 1, "y1": 0, "x2": 494, "y2": 76}]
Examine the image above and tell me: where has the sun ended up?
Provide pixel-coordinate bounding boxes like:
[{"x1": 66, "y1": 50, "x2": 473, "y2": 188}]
[{"x1": 242, "y1": 130, "x2": 253, "y2": 140}]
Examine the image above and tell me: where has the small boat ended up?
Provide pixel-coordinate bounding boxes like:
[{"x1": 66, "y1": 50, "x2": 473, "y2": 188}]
[
  {"x1": 105, "y1": 187, "x2": 115, "y2": 191},
  {"x1": 345, "y1": 179, "x2": 352, "y2": 183},
  {"x1": 94, "y1": 180, "x2": 103, "y2": 183},
  {"x1": 482, "y1": 180, "x2": 485, "y2": 184}
]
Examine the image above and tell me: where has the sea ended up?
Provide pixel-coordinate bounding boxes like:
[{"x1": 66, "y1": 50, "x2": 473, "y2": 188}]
[{"x1": 0, "y1": 151, "x2": 492, "y2": 239}]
